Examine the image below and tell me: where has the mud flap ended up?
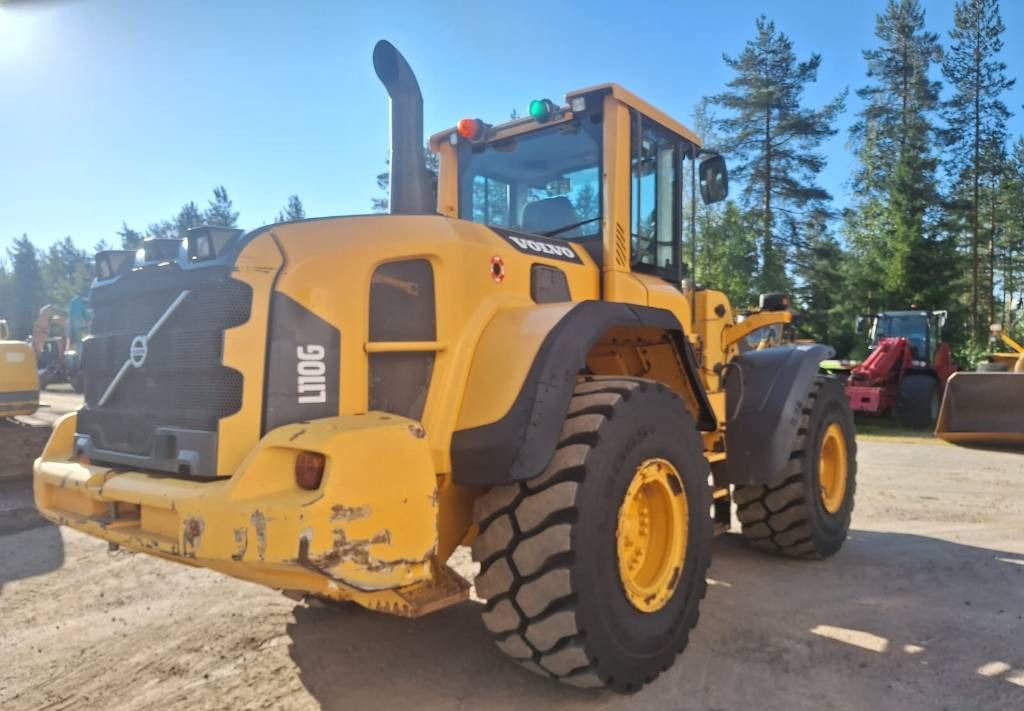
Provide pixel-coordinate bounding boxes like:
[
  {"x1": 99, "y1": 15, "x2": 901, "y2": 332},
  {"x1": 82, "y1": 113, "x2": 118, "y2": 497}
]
[
  {"x1": 719, "y1": 344, "x2": 835, "y2": 485},
  {"x1": 935, "y1": 372, "x2": 1024, "y2": 448}
]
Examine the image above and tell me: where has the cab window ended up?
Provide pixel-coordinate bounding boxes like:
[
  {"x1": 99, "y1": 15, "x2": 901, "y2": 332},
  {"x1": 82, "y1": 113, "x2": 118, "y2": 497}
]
[
  {"x1": 458, "y1": 119, "x2": 603, "y2": 241},
  {"x1": 631, "y1": 114, "x2": 691, "y2": 281}
]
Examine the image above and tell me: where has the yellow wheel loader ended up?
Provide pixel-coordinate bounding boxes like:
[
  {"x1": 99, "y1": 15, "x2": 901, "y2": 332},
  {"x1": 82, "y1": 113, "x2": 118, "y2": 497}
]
[
  {"x1": 1, "y1": 324, "x2": 48, "y2": 479},
  {"x1": 34, "y1": 41, "x2": 857, "y2": 692},
  {"x1": 936, "y1": 324, "x2": 1024, "y2": 448}
]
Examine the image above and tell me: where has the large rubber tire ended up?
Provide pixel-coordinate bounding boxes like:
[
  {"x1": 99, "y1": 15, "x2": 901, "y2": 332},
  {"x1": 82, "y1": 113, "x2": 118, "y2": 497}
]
[
  {"x1": 470, "y1": 376, "x2": 712, "y2": 693},
  {"x1": 734, "y1": 378, "x2": 856, "y2": 558},
  {"x1": 895, "y1": 374, "x2": 939, "y2": 428}
]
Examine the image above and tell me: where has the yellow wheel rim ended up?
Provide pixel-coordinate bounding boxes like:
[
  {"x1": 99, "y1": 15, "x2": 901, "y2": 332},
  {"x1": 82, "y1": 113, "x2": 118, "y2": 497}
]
[
  {"x1": 818, "y1": 422, "x2": 848, "y2": 514},
  {"x1": 615, "y1": 458, "x2": 688, "y2": 613}
]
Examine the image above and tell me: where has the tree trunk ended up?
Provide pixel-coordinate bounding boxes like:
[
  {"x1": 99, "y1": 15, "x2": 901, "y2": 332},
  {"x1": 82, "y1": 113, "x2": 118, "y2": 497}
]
[
  {"x1": 971, "y1": 43, "x2": 981, "y2": 341},
  {"x1": 989, "y1": 189, "x2": 997, "y2": 328},
  {"x1": 763, "y1": 105, "x2": 772, "y2": 289}
]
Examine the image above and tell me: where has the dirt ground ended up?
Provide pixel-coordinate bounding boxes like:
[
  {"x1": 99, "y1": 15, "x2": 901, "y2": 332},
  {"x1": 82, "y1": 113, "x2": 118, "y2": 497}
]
[{"x1": 1, "y1": 394, "x2": 1023, "y2": 711}]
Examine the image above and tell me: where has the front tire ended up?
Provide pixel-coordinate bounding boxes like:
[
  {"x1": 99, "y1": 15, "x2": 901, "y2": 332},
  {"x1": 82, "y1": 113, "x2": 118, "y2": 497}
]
[
  {"x1": 734, "y1": 377, "x2": 857, "y2": 558},
  {"x1": 895, "y1": 374, "x2": 939, "y2": 428},
  {"x1": 470, "y1": 377, "x2": 712, "y2": 693}
]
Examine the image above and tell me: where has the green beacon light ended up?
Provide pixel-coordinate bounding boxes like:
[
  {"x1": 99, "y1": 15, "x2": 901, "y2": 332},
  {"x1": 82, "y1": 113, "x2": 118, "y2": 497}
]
[{"x1": 528, "y1": 98, "x2": 557, "y2": 123}]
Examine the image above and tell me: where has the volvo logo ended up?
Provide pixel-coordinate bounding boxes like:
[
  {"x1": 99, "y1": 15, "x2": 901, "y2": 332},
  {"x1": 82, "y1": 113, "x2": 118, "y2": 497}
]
[
  {"x1": 97, "y1": 289, "x2": 192, "y2": 408},
  {"x1": 129, "y1": 335, "x2": 148, "y2": 368}
]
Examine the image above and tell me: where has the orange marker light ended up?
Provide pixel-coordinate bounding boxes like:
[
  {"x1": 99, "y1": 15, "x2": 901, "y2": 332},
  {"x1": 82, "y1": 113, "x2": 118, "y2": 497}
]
[
  {"x1": 457, "y1": 118, "x2": 481, "y2": 139},
  {"x1": 295, "y1": 451, "x2": 326, "y2": 490}
]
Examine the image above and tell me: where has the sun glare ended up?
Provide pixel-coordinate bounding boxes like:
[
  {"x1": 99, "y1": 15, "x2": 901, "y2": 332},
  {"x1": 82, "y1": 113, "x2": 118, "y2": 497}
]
[{"x1": 0, "y1": 5, "x2": 39, "y2": 61}]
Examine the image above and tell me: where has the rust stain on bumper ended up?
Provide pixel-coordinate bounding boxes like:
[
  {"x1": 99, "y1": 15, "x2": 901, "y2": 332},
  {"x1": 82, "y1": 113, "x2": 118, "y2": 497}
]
[
  {"x1": 232, "y1": 526, "x2": 249, "y2": 561},
  {"x1": 183, "y1": 516, "x2": 205, "y2": 557},
  {"x1": 330, "y1": 503, "x2": 371, "y2": 522},
  {"x1": 251, "y1": 510, "x2": 268, "y2": 561}
]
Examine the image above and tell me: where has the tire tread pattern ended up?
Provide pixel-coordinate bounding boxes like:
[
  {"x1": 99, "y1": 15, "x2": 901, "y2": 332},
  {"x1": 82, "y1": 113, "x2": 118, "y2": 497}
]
[
  {"x1": 733, "y1": 378, "x2": 857, "y2": 558},
  {"x1": 470, "y1": 376, "x2": 708, "y2": 691}
]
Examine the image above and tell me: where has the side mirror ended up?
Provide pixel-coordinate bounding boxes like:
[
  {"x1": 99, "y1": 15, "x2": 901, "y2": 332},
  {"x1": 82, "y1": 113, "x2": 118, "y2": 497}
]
[
  {"x1": 990, "y1": 323, "x2": 1003, "y2": 334},
  {"x1": 854, "y1": 317, "x2": 866, "y2": 334},
  {"x1": 698, "y1": 154, "x2": 728, "y2": 204}
]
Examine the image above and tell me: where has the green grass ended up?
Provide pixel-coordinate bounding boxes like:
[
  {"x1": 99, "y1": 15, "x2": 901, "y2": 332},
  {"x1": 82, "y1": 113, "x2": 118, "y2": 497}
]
[{"x1": 853, "y1": 416, "x2": 938, "y2": 442}]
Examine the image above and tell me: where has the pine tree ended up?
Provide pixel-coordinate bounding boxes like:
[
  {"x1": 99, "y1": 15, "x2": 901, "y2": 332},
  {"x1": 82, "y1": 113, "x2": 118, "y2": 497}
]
[
  {"x1": 175, "y1": 202, "x2": 205, "y2": 238},
  {"x1": 276, "y1": 195, "x2": 306, "y2": 223},
  {"x1": 42, "y1": 236, "x2": 92, "y2": 305},
  {"x1": 792, "y1": 213, "x2": 849, "y2": 350},
  {"x1": 847, "y1": 0, "x2": 946, "y2": 311},
  {"x1": 6, "y1": 235, "x2": 46, "y2": 339},
  {"x1": 0, "y1": 259, "x2": 13, "y2": 327},
  {"x1": 942, "y1": 0, "x2": 1015, "y2": 339},
  {"x1": 996, "y1": 136, "x2": 1024, "y2": 329},
  {"x1": 710, "y1": 15, "x2": 846, "y2": 293},
  {"x1": 203, "y1": 186, "x2": 238, "y2": 228},
  {"x1": 697, "y1": 201, "x2": 759, "y2": 308},
  {"x1": 372, "y1": 145, "x2": 439, "y2": 213},
  {"x1": 146, "y1": 219, "x2": 178, "y2": 241},
  {"x1": 116, "y1": 222, "x2": 144, "y2": 250}
]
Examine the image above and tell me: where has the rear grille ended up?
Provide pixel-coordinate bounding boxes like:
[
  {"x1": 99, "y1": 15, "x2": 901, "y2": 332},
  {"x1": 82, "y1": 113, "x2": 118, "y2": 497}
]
[{"x1": 77, "y1": 264, "x2": 252, "y2": 471}]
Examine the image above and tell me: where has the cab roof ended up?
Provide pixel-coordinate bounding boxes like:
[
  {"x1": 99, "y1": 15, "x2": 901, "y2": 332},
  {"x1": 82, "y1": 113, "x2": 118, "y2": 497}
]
[{"x1": 429, "y1": 82, "x2": 704, "y2": 150}]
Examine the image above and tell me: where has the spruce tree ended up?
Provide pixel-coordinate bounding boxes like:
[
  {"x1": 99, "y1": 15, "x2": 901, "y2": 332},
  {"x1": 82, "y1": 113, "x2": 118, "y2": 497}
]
[
  {"x1": 710, "y1": 15, "x2": 846, "y2": 293},
  {"x1": 942, "y1": 0, "x2": 1015, "y2": 339},
  {"x1": 6, "y1": 235, "x2": 46, "y2": 339}
]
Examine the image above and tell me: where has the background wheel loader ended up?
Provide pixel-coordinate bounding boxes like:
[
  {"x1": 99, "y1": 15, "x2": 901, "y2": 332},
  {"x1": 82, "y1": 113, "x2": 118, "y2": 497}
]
[
  {"x1": 1, "y1": 320, "x2": 49, "y2": 480},
  {"x1": 822, "y1": 309, "x2": 956, "y2": 428},
  {"x1": 935, "y1": 322, "x2": 1024, "y2": 448},
  {"x1": 33, "y1": 41, "x2": 857, "y2": 693}
]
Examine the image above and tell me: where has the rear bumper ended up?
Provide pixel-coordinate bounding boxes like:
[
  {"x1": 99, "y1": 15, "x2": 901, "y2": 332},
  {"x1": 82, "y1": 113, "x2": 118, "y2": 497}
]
[{"x1": 34, "y1": 412, "x2": 463, "y2": 615}]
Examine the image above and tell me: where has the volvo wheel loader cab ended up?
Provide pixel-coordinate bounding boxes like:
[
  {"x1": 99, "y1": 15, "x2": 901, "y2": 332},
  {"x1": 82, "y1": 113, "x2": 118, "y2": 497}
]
[{"x1": 34, "y1": 41, "x2": 856, "y2": 693}]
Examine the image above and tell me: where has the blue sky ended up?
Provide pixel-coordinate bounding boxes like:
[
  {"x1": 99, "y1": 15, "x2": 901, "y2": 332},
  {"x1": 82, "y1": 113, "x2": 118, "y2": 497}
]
[{"x1": 2, "y1": 0, "x2": 1023, "y2": 257}]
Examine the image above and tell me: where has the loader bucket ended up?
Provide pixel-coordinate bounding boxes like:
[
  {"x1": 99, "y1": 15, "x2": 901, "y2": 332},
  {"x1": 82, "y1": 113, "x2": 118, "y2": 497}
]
[{"x1": 935, "y1": 372, "x2": 1024, "y2": 448}]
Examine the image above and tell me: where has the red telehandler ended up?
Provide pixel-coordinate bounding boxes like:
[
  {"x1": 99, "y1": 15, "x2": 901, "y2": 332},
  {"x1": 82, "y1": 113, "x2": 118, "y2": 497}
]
[{"x1": 826, "y1": 310, "x2": 957, "y2": 428}]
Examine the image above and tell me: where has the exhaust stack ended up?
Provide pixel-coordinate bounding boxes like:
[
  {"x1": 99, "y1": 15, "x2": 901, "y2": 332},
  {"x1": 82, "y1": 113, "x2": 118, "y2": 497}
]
[{"x1": 373, "y1": 40, "x2": 434, "y2": 215}]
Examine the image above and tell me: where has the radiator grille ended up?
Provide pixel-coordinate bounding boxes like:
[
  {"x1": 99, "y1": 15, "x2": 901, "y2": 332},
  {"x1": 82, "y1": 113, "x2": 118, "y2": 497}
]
[{"x1": 77, "y1": 264, "x2": 251, "y2": 463}]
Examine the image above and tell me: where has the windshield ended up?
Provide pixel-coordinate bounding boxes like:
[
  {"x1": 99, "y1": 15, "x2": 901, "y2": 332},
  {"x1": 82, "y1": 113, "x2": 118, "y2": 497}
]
[
  {"x1": 873, "y1": 313, "x2": 929, "y2": 358},
  {"x1": 457, "y1": 119, "x2": 602, "y2": 240}
]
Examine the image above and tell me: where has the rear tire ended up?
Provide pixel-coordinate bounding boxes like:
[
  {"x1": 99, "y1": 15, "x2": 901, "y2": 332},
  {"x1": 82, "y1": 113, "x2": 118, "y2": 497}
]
[
  {"x1": 734, "y1": 378, "x2": 856, "y2": 558},
  {"x1": 470, "y1": 376, "x2": 711, "y2": 693},
  {"x1": 895, "y1": 374, "x2": 939, "y2": 428}
]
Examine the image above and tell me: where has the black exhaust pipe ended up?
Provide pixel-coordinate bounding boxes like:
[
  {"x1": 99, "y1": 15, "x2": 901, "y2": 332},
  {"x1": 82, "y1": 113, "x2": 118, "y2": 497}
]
[{"x1": 372, "y1": 40, "x2": 434, "y2": 215}]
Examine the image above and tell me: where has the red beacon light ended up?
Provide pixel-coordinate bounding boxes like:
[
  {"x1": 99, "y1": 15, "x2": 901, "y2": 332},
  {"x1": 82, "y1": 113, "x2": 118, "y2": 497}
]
[{"x1": 457, "y1": 117, "x2": 490, "y2": 141}]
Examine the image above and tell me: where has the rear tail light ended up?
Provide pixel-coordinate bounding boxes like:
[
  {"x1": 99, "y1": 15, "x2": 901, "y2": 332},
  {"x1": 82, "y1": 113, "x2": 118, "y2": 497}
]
[{"x1": 295, "y1": 451, "x2": 326, "y2": 490}]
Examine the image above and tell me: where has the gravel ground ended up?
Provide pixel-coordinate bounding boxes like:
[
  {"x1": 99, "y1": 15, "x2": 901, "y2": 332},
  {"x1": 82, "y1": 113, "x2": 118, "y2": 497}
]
[{"x1": 1, "y1": 398, "x2": 1022, "y2": 710}]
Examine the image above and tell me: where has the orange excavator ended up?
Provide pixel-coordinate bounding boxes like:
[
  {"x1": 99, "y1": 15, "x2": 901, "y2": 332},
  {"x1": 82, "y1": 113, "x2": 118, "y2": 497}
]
[{"x1": 30, "y1": 298, "x2": 91, "y2": 391}]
